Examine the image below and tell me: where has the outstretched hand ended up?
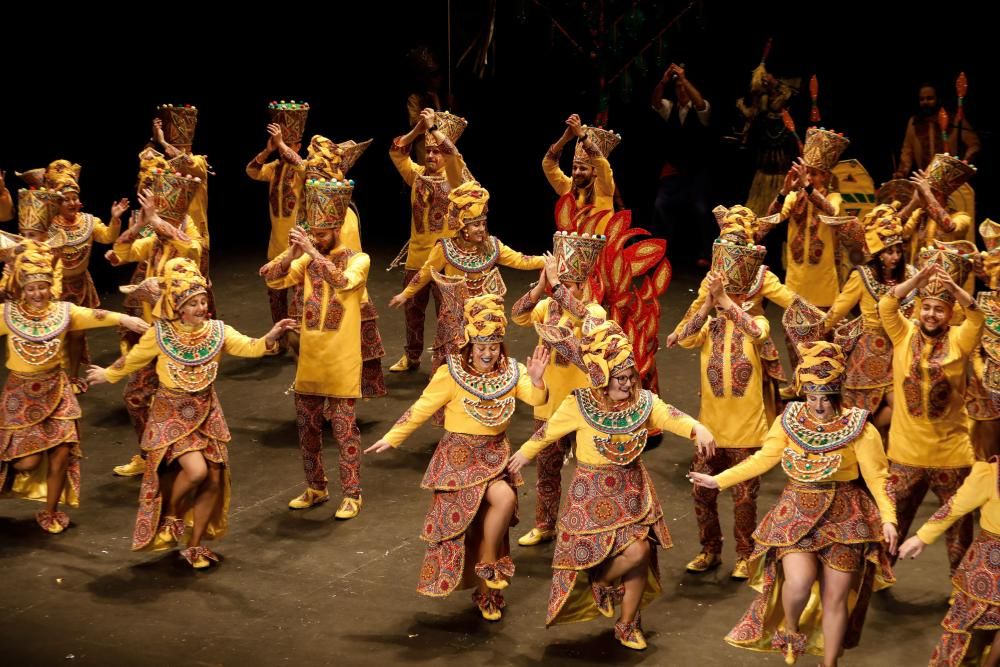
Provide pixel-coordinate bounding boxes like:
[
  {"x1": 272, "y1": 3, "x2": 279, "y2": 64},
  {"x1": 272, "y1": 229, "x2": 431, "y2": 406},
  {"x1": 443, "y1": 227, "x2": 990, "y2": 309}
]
[
  {"x1": 687, "y1": 471, "x2": 719, "y2": 489},
  {"x1": 526, "y1": 345, "x2": 551, "y2": 386},
  {"x1": 364, "y1": 439, "x2": 394, "y2": 455},
  {"x1": 507, "y1": 451, "x2": 530, "y2": 475},
  {"x1": 85, "y1": 364, "x2": 108, "y2": 386}
]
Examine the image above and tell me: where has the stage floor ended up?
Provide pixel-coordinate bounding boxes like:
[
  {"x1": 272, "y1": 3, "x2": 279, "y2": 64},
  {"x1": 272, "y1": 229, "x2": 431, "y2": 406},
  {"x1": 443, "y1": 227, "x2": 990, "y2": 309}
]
[{"x1": 0, "y1": 247, "x2": 953, "y2": 666}]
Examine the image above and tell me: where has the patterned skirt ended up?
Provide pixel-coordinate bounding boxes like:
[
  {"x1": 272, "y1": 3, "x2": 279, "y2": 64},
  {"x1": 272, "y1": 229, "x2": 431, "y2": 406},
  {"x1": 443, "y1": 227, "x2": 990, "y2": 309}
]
[
  {"x1": 546, "y1": 460, "x2": 670, "y2": 626},
  {"x1": 842, "y1": 329, "x2": 893, "y2": 413},
  {"x1": 416, "y1": 432, "x2": 522, "y2": 597},
  {"x1": 0, "y1": 369, "x2": 82, "y2": 507},
  {"x1": 725, "y1": 481, "x2": 895, "y2": 657},
  {"x1": 132, "y1": 386, "x2": 232, "y2": 551},
  {"x1": 60, "y1": 271, "x2": 100, "y2": 308},
  {"x1": 930, "y1": 529, "x2": 1000, "y2": 666}
]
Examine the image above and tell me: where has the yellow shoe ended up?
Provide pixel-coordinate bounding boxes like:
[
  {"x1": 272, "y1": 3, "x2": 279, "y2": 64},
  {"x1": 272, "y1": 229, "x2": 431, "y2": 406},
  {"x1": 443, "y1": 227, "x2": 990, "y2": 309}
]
[
  {"x1": 615, "y1": 616, "x2": 647, "y2": 650},
  {"x1": 113, "y1": 454, "x2": 146, "y2": 477},
  {"x1": 36, "y1": 511, "x2": 69, "y2": 534},
  {"x1": 517, "y1": 527, "x2": 556, "y2": 546},
  {"x1": 779, "y1": 384, "x2": 798, "y2": 401},
  {"x1": 473, "y1": 590, "x2": 504, "y2": 621},
  {"x1": 288, "y1": 488, "x2": 330, "y2": 510},
  {"x1": 334, "y1": 495, "x2": 362, "y2": 520},
  {"x1": 731, "y1": 558, "x2": 750, "y2": 580},
  {"x1": 685, "y1": 551, "x2": 722, "y2": 573},
  {"x1": 389, "y1": 355, "x2": 418, "y2": 372},
  {"x1": 181, "y1": 546, "x2": 219, "y2": 569}
]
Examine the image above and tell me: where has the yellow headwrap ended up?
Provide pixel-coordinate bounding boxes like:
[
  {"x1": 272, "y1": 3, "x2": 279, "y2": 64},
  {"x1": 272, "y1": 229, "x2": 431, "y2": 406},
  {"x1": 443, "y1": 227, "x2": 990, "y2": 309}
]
[
  {"x1": 462, "y1": 294, "x2": 507, "y2": 344},
  {"x1": 447, "y1": 182, "x2": 489, "y2": 229},
  {"x1": 44, "y1": 159, "x2": 82, "y2": 193},
  {"x1": 12, "y1": 241, "x2": 56, "y2": 299},
  {"x1": 862, "y1": 202, "x2": 904, "y2": 256},
  {"x1": 581, "y1": 319, "x2": 635, "y2": 388},
  {"x1": 152, "y1": 257, "x2": 208, "y2": 320},
  {"x1": 794, "y1": 341, "x2": 846, "y2": 394}
]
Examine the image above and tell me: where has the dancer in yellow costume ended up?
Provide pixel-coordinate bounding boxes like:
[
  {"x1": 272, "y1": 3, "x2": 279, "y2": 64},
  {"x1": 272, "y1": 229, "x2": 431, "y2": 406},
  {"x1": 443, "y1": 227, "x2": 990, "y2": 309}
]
[
  {"x1": 542, "y1": 114, "x2": 618, "y2": 228},
  {"x1": 690, "y1": 342, "x2": 898, "y2": 666},
  {"x1": 511, "y1": 232, "x2": 607, "y2": 548},
  {"x1": 88, "y1": 258, "x2": 293, "y2": 568},
  {"x1": 509, "y1": 317, "x2": 716, "y2": 651},
  {"x1": 677, "y1": 232, "x2": 771, "y2": 580},
  {"x1": 367, "y1": 295, "x2": 549, "y2": 621},
  {"x1": 387, "y1": 108, "x2": 470, "y2": 372},
  {"x1": 0, "y1": 242, "x2": 146, "y2": 533}
]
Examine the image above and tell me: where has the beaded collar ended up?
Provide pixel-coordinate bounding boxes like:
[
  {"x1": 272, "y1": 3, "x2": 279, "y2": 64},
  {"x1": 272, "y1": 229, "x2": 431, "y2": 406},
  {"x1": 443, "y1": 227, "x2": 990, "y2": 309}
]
[
  {"x1": 4, "y1": 301, "x2": 71, "y2": 342},
  {"x1": 155, "y1": 320, "x2": 226, "y2": 366},
  {"x1": 576, "y1": 388, "x2": 654, "y2": 435},
  {"x1": 440, "y1": 236, "x2": 500, "y2": 273},
  {"x1": 780, "y1": 402, "x2": 868, "y2": 453},
  {"x1": 50, "y1": 213, "x2": 95, "y2": 247},
  {"x1": 446, "y1": 355, "x2": 519, "y2": 400}
]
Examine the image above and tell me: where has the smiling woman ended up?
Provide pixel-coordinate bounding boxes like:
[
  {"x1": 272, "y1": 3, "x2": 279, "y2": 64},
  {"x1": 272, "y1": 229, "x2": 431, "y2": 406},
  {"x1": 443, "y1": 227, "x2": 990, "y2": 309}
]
[
  {"x1": 366, "y1": 294, "x2": 550, "y2": 622},
  {"x1": 0, "y1": 240, "x2": 145, "y2": 534},
  {"x1": 86, "y1": 258, "x2": 292, "y2": 568}
]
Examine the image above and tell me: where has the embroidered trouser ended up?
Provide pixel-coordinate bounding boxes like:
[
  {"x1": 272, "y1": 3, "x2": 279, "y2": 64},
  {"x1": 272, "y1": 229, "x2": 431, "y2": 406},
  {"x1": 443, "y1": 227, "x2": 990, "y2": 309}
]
[
  {"x1": 124, "y1": 362, "x2": 159, "y2": 446},
  {"x1": 403, "y1": 269, "x2": 441, "y2": 364},
  {"x1": 888, "y1": 462, "x2": 972, "y2": 573},
  {"x1": 532, "y1": 418, "x2": 572, "y2": 531},
  {"x1": 691, "y1": 447, "x2": 760, "y2": 558},
  {"x1": 268, "y1": 286, "x2": 288, "y2": 325},
  {"x1": 293, "y1": 393, "x2": 361, "y2": 498}
]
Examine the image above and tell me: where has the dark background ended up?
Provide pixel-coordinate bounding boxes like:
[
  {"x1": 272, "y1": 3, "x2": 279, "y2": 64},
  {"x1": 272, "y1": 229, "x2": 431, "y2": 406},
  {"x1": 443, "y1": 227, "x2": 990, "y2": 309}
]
[{"x1": 1, "y1": 2, "x2": 995, "y2": 289}]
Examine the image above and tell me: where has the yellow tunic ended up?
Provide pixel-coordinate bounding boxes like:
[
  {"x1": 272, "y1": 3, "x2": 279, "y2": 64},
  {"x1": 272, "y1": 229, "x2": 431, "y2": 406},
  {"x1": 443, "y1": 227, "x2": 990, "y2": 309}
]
[
  {"x1": 50, "y1": 213, "x2": 119, "y2": 279},
  {"x1": 102, "y1": 321, "x2": 269, "y2": 388},
  {"x1": 916, "y1": 460, "x2": 1000, "y2": 544},
  {"x1": 878, "y1": 293, "x2": 982, "y2": 468},
  {"x1": 389, "y1": 137, "x2": 469, "y2": 270},
  {"x1": 261, "y1": 209, "x2": 375, "y2": 310},
  {"x1": 542, "y1": 151, "x2": 616, "y2": 227},
  {"x1": 715, "y1": 414, "x2": 897, "y2": 525},
  {"x1": 0, "y1": 303, "x2": 122, "y2": 373},
  {"x1": 511, "y1": 292, "x2": 606, "y2": 422},
  {"x1": 401, "y1": 237, "x2": 545, "y2": 300},
  {"x1": 382, "y1": 360, "x2": 548, "y2": 445},
  {"x1": 780, "y1": 189, "x2": 843, "y2": 307},
  {"x1": 266, "y1": 246, "x2": 369, "y2": 398},
  {"x1": 678, "y1": 307, "x2": 770, "y2": 447},
  {"x1": 247, "y1": 159, "x2": 306, "y2": 260},
  {"x1": 517, "y1": 392, "x2": 699, "y2": 466},
  {"x1": 110, "y1": 219, "x2": 203, "y2": 323}
]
